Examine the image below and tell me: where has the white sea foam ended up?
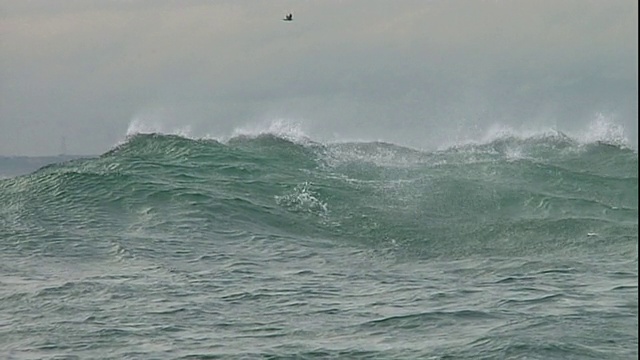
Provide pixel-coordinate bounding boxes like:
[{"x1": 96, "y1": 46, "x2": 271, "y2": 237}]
[
  {"x1": 119, "y1": 108, "x2": 632, "y2": 156},
  {"x1": 122, "y1": 115, "x2": 313, "y2": 147},
  {"x1": 229, "y1": 118, "x2": 311, "y2": 144},
  {"x1": 574, "y1": 113, "x2": 629, "y2": 147},
  {"x1": 125, "y1": 111, "x2": 193, "y2": 138},
  {"x1": 438, "y1": 113, "x2": 630, "y2": 151}
]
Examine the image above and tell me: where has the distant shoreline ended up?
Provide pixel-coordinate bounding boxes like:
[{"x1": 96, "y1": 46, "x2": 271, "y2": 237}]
[{"x1": 0, "y1": 155, "x2": 95, "y2": 178}]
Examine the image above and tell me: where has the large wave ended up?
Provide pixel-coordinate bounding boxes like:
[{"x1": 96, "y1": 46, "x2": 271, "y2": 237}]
[{"x1": 1, "y1": 123, "x2": 637, "y2": 260}]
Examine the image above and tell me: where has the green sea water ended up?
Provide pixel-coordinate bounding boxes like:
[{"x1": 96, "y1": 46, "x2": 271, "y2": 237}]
[{"x1": 0, "y1": 132, "x2": 637, "y2": 359}]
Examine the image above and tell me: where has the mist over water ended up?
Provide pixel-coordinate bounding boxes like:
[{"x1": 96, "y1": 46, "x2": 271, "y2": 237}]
[{"x1": 124, "y1": 107, "x2": 635, "y2": 153}]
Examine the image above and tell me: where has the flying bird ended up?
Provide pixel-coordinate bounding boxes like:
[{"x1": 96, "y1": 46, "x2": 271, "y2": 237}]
[{"x1": 283, "y1": 13, "x2": 293, "y2": 21}]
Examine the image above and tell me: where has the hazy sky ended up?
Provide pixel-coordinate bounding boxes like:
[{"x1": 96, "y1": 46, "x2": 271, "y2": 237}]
[{"x1": 1, "y1": 0, "x2": 637, "y2": 155}]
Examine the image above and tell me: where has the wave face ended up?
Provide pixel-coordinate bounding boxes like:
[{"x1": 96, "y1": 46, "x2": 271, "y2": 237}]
[{"x1": 1, "y1": 132, "x2": 637, "y2": 359}]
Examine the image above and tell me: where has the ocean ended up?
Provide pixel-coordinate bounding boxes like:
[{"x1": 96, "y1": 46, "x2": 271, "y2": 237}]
[{"x1": 0, "y1": 128, "x2": 637, "y2": 359}]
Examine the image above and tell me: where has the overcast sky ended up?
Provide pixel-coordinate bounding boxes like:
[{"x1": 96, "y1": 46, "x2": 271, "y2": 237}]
[{"x1": 1, "y1": 0, "x2": 637, "y2": 155}]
